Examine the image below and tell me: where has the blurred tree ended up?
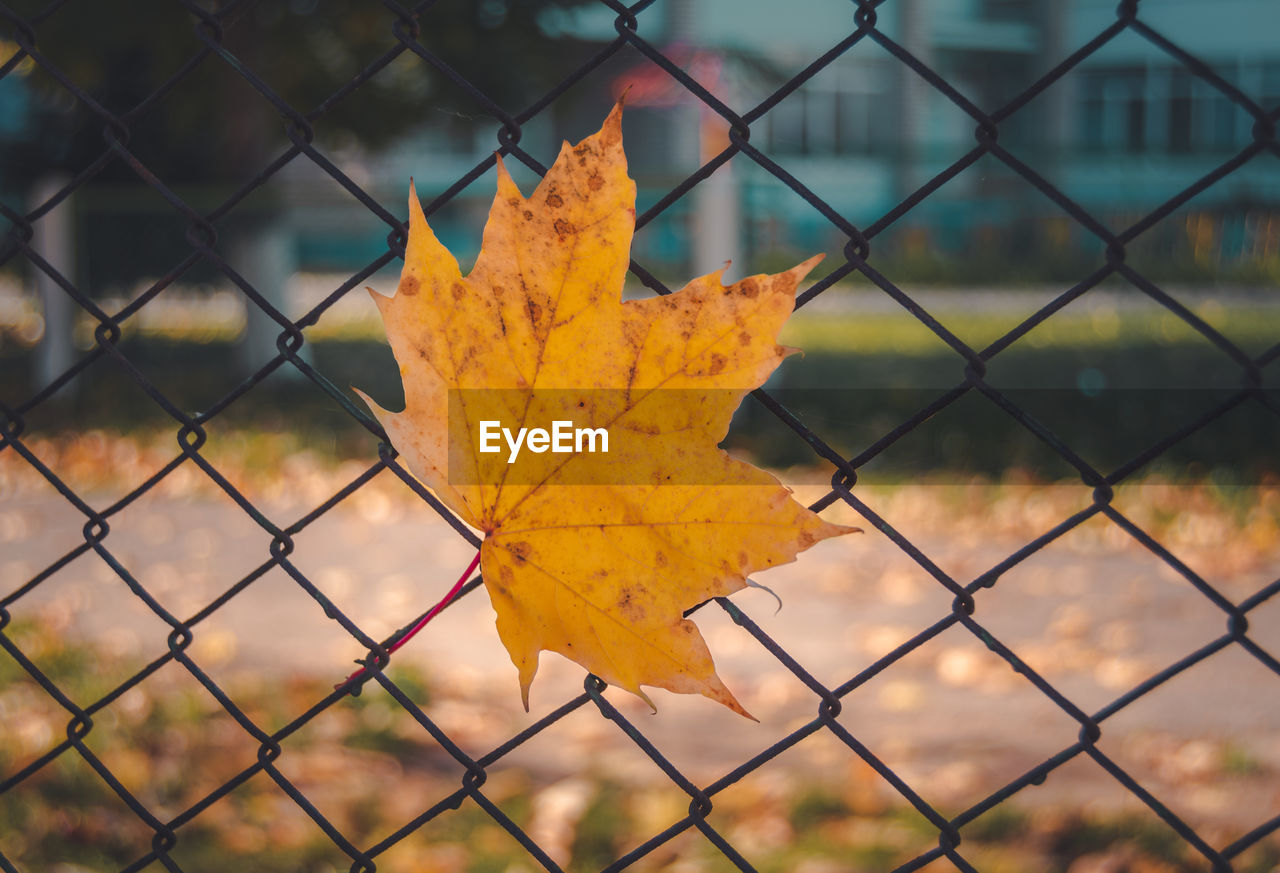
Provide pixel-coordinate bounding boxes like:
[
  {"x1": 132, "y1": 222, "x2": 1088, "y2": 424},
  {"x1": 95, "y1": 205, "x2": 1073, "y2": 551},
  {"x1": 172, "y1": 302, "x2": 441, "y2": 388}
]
[
  {"x1": 1, "y1": 0, "x2": 597, "y2": 379},
  {"x1": 1, "y1": 0, "x2": 595, "y2": 182}
]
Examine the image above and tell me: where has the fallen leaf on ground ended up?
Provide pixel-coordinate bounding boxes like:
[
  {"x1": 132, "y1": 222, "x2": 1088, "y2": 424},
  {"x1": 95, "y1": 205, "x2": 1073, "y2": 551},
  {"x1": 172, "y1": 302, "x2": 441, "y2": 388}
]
[{"x1": 359, "y1": 102, "x2": 856, "y2": 716}]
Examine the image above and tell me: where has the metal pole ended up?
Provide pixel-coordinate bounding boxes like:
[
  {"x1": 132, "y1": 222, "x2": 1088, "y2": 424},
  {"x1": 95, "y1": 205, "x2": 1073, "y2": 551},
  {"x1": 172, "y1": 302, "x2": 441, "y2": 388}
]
[{"x1": 29, "y1": 174, "x2": 76, "y2": 396}]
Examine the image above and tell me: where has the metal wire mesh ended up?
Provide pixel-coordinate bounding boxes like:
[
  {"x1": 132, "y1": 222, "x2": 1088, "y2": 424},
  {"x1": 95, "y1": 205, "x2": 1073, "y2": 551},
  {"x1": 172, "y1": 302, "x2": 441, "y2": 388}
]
[{"x1": 1, "y1": 1, "x2": 1278, "y2": 871}]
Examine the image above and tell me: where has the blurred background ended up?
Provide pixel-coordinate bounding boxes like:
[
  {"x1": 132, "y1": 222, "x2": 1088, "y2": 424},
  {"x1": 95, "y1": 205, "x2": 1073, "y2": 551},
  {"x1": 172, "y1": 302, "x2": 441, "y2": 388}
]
[
  {"x1": 1, "y1": 1, "x2": 1278, "y2": 872},
  {"x1": 1, "y1": 0, "x2": 1278, "y2": 479}
]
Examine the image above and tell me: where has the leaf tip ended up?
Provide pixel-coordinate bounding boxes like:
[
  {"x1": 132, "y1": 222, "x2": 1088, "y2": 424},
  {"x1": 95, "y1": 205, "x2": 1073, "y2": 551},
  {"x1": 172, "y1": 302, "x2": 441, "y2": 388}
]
[
  {"x1": 406, "y1": 177, "x2": 423, "y2": 225},
  {"x1": 703, "y1": 675, "x2": 755, "y2": 720},
  {"x1": 791, "y1": 253, "x2": 825, "y2": 282},
  {"x1": 721, "y1": 691, "x2": 757, "y2": 722},
  {"x1": 493, "y1": 152, "x2": 521, "y2": 199},
  {"x1": 602, "y1": 98, "x2": 625, "y2": 144},
  {"x1": 823, "y1": 520, "x2": 863, "y2": 540},
  {"x1": 405, "y1": 177, "x2": 428, "y2": 241},
  {"x1": 351, "y1": 387, "x2": 394, "y2": 425},
  {"x1": 517, "y1": 655, "x2": 539, "y2": 713}
]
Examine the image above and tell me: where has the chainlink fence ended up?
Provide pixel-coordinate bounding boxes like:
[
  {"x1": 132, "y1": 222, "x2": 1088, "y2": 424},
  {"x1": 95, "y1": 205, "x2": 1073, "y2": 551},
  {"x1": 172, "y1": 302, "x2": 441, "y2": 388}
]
[{"x1": 2, "y1": 1, "x2": 1279, "y2": 871}]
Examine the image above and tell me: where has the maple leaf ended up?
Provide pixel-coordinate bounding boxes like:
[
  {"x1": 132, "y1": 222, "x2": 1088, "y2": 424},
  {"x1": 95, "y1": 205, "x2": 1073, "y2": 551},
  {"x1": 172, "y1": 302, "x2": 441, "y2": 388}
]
[{"x1": 358, "y1": 103, "x2": 856, "y2": 717}]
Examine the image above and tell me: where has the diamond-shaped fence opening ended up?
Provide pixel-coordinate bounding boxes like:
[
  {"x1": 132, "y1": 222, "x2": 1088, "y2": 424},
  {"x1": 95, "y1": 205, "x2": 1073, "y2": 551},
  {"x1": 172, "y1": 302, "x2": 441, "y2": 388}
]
[{"x1": 2, "y1": 1, "x2": 1278, "y2": 871}]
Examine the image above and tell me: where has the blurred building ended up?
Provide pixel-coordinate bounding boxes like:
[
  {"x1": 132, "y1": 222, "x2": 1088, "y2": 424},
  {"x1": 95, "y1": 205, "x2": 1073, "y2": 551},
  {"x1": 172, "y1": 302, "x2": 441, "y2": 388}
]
[
  {"x1": 4, "y1": 0, "x2": 1279, "y2": 293},
  {"x1": 539, "y1": 0, "x2": 1280, "y2": 276}
]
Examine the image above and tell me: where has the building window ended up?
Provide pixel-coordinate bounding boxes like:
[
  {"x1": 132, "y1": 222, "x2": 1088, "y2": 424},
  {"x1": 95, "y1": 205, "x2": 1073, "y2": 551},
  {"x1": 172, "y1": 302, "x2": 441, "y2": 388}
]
[
  {"x1": 1083, "y1": 63, "x2": 1250, "y2": 155},
  {"x1": 1109, "y1": 69, "x2": 1147, "y2": 153},
  {"x1": 1262, "y1": 62, "x2": 1280, "y2": 113},
  {"x1": 1170, "y1": 68, "x2": 1243, "y2": 154},
  {"x1": 1081, "y1": 89, "x2": 1106, "y2": 151},
  {"x1": 1121, "y1": 84, "x2": 1146, "y2": 152},
  {"x1": 835, "y1": 90, "x2": 877, "y2": 154},
  {"x1": 1168, "y1": 69, "x2": 1193, "y2": 153},
  {"x1": 766, "y1": 70, "x2": 885, "y2": 157},
  {"x1": 1204, "y1": 91, "x2": 1238, "y2": 151},
  {"x1": 767, "y1": 92, "x2": 808, "y2": 154},
  {"x1": 1192, "y1": 64, "x2": 1242, "y2": 153},
  {"x1": 1079, "y1": 68, "x2": 1146, "y2": 153},
  {"x1": 980, "y1": 0, "x2": 1027, "y2": 22}
]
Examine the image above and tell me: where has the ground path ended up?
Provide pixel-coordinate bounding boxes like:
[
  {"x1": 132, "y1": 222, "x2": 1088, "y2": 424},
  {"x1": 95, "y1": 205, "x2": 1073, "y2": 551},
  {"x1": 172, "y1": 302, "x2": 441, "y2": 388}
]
[{"x1": 4, "y1": 483, "x2": 1276, "y2": 834}]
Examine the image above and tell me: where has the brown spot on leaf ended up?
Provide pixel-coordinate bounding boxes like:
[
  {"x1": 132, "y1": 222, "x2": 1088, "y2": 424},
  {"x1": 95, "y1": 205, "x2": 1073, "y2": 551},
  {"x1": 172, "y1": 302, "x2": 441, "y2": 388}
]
[
  {"x1": 708, "y1": 353, "x2": 728, "y2": 375},
  {"x1": 509, "y1": 541, "x2": 533, "y2": 562},
  {"x1": 523, "y1": 210, "x2": 533, "y2": 221},
  {"x1": 621, "y1": 320, "x2": 646, "y2": 345},
  {"x1": 738, "y1": 330, "x2": 752, "y2": 346},
  {"x1": 798, "y1": 529, "x2": 817, "y2": 549},
  {"x1": 588, "y1": 172, "x2": 604, "y2": 191},
  {"x1": 400, "y1": 276, "x2": 420, "y2": 296},
  {"x1": 527, "y1": 300, "x2": 543, "y2": 325},
  {"x1": 553, "y1": 218, "x2": 574, "y2": 236},
  {"x1": 546, "y1": 192, "x2": 564, "y2": 208},
  {"x1": 616, "y1": 586, "x2": 646, "y2": 621},
  {"x1": 451, "y1": 282, "x2": 465, "y2": 301},
  {"x1": 739, "y1": 279, "x2": 759, "y2": 299}
]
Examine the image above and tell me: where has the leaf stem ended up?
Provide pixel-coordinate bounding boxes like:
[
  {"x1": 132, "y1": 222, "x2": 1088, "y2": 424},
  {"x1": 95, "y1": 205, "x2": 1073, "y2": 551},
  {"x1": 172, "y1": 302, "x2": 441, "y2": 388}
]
[{"x1": 338, "y1": 549, "x2": 482, "y2": 691}]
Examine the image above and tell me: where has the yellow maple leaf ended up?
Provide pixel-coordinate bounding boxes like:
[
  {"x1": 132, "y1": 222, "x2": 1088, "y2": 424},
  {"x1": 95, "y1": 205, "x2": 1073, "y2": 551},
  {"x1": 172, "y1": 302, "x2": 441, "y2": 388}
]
[{"x1": 358, "y1": 103, "x2": 856, "y2": 717}]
